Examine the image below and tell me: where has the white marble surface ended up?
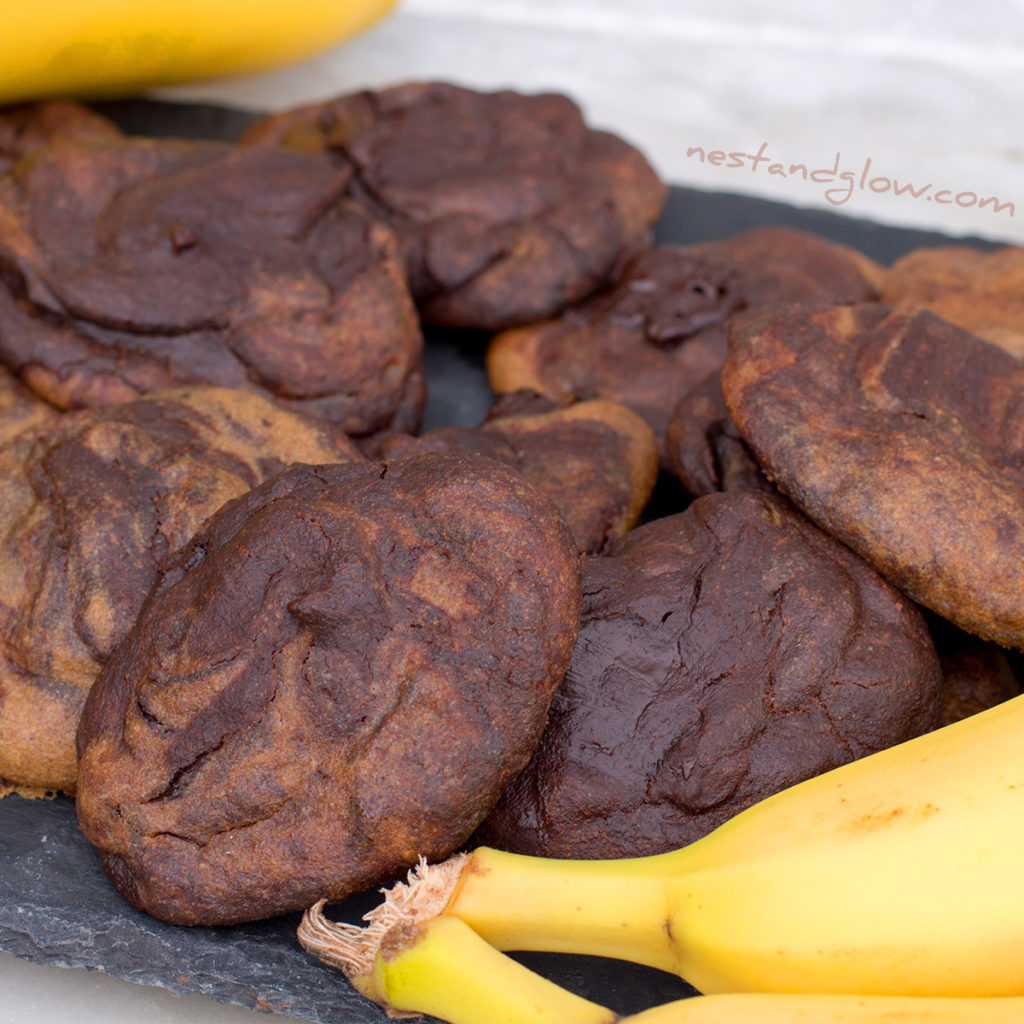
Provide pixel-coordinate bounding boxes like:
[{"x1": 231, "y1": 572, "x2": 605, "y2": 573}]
[{"x1": 5, "y1": 2, "x2": 1024, "y2": 1022}]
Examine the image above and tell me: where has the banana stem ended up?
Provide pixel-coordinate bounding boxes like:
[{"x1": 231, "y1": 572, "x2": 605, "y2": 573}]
[
  {"x1": 299, "y1": 875, "x2": 617, "y2": 1024},
  {"x1": 445, "y1": 846, "x2": 687, "y2": 976}
]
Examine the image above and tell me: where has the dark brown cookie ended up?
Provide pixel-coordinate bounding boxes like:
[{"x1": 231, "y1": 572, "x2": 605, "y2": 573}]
[
  {"x1": 76, "y1": 453, "x2": 582, "y2": 925},
  {"x1": 688, "y1": 225, "x2": 885, "y2": 308},
  {"x1": 0, "y1": 136, "x2": 424, "y2": 437},
  {"x1": 882, "y1": 245, "x2": 1024, "y2": 359},
  {"x1": 929, "y1": 616, "x2": 1020, "y2": 727},
  {"x1": 664, "y1": 370, "x2": 770, "y2": 496},
  {"x1": 487, "y1": 228, "x2": 882, "y2": 461},
  {"x1": 722, "y1": 303, "x2": 1024, "y2": 649},
  {"x1": 487, "y1": 245, "x2": 739, "y2": 456},
  {"x1": 377, "y1": 397, "x2": 658, "y2": 553},
  {"x1": 0, "y1": 100, "x2": 122, "y2": 173},
  {"x1": 479, "y1": 490, "x2": 941, "y2": 858},
  {"x1": 242, "y1": 81, "x2": 666, "y2": 330},
  {"x1": 0, "y1": 388, "x2": 363, "y2": 798}
]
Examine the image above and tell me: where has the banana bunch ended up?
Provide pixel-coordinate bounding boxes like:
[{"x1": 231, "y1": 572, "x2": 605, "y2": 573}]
[
  {"x1": 299, "y1": 898, "x2": 1024, "y2": 1024},
  {"x1": 0, "y1": 0, "x2": 396, "y2": 105},
  {"x1": 299, "y1": 691, "x2": 1024, "y2": 1020}
]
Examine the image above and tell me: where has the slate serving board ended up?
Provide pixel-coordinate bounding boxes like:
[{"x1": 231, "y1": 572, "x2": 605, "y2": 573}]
[{"x1": 0, "y1": 99, "x2": 997, "y2": 1023}]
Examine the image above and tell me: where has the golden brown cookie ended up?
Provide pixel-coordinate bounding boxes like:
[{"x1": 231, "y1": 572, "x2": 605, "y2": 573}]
[
  {"x1": 242, "y1": 81, "x2": 666, "y2": 330},
  {"x1": 76, "y1": 453, "x2": 581, "y2": 925},
  {"x1": 0, "y1": 387, "x2": 363, "y2": 798},
  {"x1": 882, "y1": 245, "x2": 1024, "y2": 359},
  {"x1": 723, "y1": 303, "x2": 1024, "y2": 649}
]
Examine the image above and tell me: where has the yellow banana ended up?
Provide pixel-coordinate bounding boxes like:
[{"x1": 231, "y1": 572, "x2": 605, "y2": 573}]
[
  {"x1": 298, "y1": 887, "x2": 1024, "y2": 1024},
  {"x1": 299, "y1": 892, "x2": 615, "y2": 1024},
  {"x1": 0, "y1": 0, "x2": 396, "y2": 105},
  {"x1": 623, "y1": 995, "x2": 1024, "y2": 1024},
  {"x1": 353, "y1": 692, "x2": 1024, "y2": 997}
]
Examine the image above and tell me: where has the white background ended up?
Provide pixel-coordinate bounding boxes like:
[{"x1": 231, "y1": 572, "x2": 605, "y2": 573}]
[{"x1": 4, "y1": 1, "x2": 1024, "y2": 1021}]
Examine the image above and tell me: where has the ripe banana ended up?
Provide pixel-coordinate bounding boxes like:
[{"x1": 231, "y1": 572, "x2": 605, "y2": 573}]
[
  {"x1": 0, "y1": 0, "x2": 396, "y2": 105},
  {"x1": 624, "y1": 995, "x2": 1024, "y2": 1024},
  {"x1": 300, "y1": 897, "x2": 615, "y2": 1024},
  {"x1": 298, "y1": 889, "x2": 1024, "y2": 1024},
  {"x1": 343, "y1": 692, "x2": 1024, "y2": 998}
]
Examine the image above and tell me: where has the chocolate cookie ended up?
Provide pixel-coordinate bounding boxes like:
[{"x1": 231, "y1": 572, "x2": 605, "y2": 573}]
[
  {"x1": 0, "y1": 100, "x2": 121, "y2": 173},
  {"x1": 0, "y1": 363, "x2": 58, "y2": 444},
  {"x1": 479, "y1": 490, "x2": 941, "y2": 858},
  {"x1": 76, "y1": 453, "x2": 581, "y2": 925},
  {"x1": 376, "y1": 397, "x2": 659, "y2": 553},
  {"x1": 664, "y1": 371, "x2": 770, "y2": 496},
  {"x1": 0, "y1": 136, "x2": 424, "y2": 437},
  {"x1": 882, "y1": 245, "x2": 1024, "y2": 359},
  {"x1": 688, "y1": 225, "x2": 885, "y2": 307},
  {"x1": 0, "y1": 388, "x2": 363, "y2": 798},
  {"x1": 930, "y1": 617, "x2": 1020, "y2": 727},
  {"x1": 242, "y1": 81, "x2": 666, "y2": 330},
  {"x1": 722, "y1": 303, "x2": 1024, "y2": 649},
  {"x1": 486, "y1": 245, "x2": 740, "y2": 456},
  {"x1": 487, "y1": 228, "x2": 882, "y2": 459}
]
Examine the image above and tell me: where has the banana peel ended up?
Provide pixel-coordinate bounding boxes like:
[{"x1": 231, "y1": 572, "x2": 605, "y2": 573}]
[
  {"x1": 0, "y1": 0, "x2": 397, "y2": 104},
  {"x1": 299, "y1": 894, "x2": 1024, "y2": 1024}
]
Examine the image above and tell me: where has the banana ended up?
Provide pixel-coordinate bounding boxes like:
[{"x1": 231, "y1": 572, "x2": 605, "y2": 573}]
[
  {"x1": 351, "y1": 692, "x2": 1024, "y2": 997},
  {"x1": 298, "y1": 883, "x2": 615, "y2": 1024},
  {"x1": 623, "y1": 994, "x2": 1024, "y2": 1024},
  {"x1": 0, "y1": 0, "x2": 396, "y2": 105},
  {"x1": 298, "y1": 882, "x2": 1024, "y2": 1024}
]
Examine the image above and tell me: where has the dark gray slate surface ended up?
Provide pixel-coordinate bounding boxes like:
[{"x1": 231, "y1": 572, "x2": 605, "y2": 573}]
[
  {"x1": 0, "y1": 792, "x2": 696, "y2": 1021},
  {"x1": 0, "y1": 98, "x2": 981, "y2": 1022}
]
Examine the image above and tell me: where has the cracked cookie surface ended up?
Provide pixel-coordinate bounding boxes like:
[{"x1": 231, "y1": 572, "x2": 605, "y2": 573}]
[
  {"x1": 0, "y1": 387, "x2": 362, "y2": 797},
  {"x1": 242, "y1": 81, "x2": 665, "y2": 330},
  {"x1": 479, "y1": 489, "x2": 941, "y2": 858},
  {"x1": 0, "y1": 136, "x2": 424, "y2": 437},
  {"x1": 75, "y1": 453, "x2": 581, "y2": 925},
  {"x1": 376, "y1": 396, "x2": 658, "y2": 554},
  {"x1": 487, "y1": 228, "x2": 881, "y2": 461}
]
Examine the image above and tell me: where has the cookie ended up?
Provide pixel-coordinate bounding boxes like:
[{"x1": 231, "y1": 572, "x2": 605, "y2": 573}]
[
  {"x1": 930, "y1": 616, "x2": 1020, "y2": 726},
  {"x1": 479, "y1": 490, "x2": 941, "y2": 858},
  {"x1": 487, "y1": 245, "x2": 739, "y2": 457},
  {"x1": 0, "y1": 363, "x2": 58, "y2": 444},
  {"x1": 0, "y1": 388, "x2": 363, "y2": 797},
  {"x1": 664, "y1": 370, "x2": 770, "y2": 496},
  {"x1": 0, "y1": 136, "x2": 424, "y2": 437},
  {"x1": 377, "y1": 396, "x2": 659, "y2": 553},
  {"x1": 76, "y1": 454, "x2": 581, "y2": 925},
  {"x1": 0, "y1": 100, "x2": 121, "y2": 173},
  {"x1": 242, "y1": 81, "x2": 666, "y2": 330},
  {"x1": 722, "y1": 303, "x2": 1024, "y2": 649},
  {"x1": 487, "y1": 228, "x2": 882, "y2": 460},
  {"x1": 882, "y1": 245, "x2": 1024, "y2": 359}
]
